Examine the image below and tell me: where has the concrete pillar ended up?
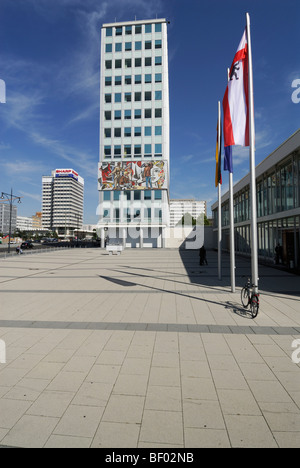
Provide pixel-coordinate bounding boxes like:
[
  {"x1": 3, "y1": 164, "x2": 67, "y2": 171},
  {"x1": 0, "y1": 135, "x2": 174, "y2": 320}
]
[
  {"x1": 140, "y1": 228, "x2": 143, "y2": 249},
  {"x1": 101, "y1": 228, "x2": 105, "y2": 249},
  {"x1": 158, "y1": 229, "x2": 162, "y2": 248},
  {"x1": 161, "y1": 227, "x2": 165, "y2": 248},
  {"x1": 122, "y1": 228, "x2": 126, "y2": 248}
]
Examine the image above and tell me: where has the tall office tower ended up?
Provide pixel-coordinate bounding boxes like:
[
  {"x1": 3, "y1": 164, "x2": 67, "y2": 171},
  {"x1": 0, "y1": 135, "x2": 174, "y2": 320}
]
[
  {"x1": 97, "y1": 19, "x2": 170, "y2": 248},
  {"x1": 0, "y1": 203, "x2": 17, "y2": 235},
  {"x1": 42, "y1": 169, "x2": 84, "y2": 237}
]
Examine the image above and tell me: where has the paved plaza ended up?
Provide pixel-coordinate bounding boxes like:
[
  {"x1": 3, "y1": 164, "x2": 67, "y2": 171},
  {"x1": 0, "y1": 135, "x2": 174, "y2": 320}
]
[{"x1": 0, "y1": 247, "x2": 299, "y2": 448}]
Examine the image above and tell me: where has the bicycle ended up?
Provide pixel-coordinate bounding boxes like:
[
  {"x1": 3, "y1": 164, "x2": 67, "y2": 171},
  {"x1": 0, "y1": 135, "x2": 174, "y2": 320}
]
[{"x1": 241, "y1": 278, "x2": 260, "y2": 318}]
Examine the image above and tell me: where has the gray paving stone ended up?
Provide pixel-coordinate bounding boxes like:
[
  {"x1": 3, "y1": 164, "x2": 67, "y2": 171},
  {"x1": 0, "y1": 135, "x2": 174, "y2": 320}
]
[{"x1": 0, "y1": 249, "x2": 299, "y2": 448}]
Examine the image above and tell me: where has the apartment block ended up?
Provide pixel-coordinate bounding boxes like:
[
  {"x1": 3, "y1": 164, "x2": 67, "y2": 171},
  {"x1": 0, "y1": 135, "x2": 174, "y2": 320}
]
[{"x1": 170, "y1": 199, "x2": 207, "y2": 227}]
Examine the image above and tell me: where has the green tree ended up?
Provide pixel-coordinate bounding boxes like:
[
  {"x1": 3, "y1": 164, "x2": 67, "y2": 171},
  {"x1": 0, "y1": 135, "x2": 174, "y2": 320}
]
[{"x1": 177, "y1": 213, "x2": 194, "y2": 226}]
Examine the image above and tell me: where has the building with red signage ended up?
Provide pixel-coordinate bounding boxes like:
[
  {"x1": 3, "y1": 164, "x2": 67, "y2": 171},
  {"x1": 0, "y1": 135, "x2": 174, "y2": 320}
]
[{"x1": 42, "y1": 169, "x2": 84, "y2": 237}]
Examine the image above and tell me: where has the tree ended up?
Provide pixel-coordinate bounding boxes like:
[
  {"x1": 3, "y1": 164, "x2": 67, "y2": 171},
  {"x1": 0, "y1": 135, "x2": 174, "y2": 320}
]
[
  {"x1": 204, "y1": 215, "x2": 211, "y2": 226},
  {"x1": 177, "y1": 213, "x2": 194, "y2": 226},
  {"x1": 177, "y1": 212, "x2": 211, "y2": 227}
]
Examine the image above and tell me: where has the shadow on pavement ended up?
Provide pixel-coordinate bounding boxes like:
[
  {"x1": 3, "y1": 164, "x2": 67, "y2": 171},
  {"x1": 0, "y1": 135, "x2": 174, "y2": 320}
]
[{"x1": 179, "y1": 249, "x2": 300, "y2": 297}]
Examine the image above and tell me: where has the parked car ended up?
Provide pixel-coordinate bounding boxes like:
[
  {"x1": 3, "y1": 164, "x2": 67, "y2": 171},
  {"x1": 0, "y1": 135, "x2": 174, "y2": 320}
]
[{"x1": 20, "y1": 242, "x2": 34, "y2": 250}]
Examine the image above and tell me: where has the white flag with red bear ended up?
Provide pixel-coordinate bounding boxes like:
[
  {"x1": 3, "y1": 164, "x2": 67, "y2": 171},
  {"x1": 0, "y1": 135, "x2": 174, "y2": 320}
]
[{"x1": 223, "y1": 29, "x2": 249, "y2": 148}]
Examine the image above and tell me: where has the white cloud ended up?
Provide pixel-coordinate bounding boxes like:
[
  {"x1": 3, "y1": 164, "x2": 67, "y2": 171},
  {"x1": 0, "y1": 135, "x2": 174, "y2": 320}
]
[
  {"x1": 0, "y1": 142, "x2": 11, "y2": 151},
  {"x1": 182, "y1": 154, "x2": 194, "y2": 162},
  {"x1": 2, "y1": 91, "x2": 45, "y2": 132},
  {"x1": 255, "y1": 129, "x2": 273, "y2": 150},
  {"x1": 0, "y1": 160, "x2": 46, "y2": 175},
  {"x1": 0, "y1": 0, "x2": 167, "y2": 195},
  {"x1": 19, "y1": 191, "x2": 42, "y2": 202},
  {"x1": 30, "y1": 132, "x2": 96, "y2": 178},
  {"x1": 0, "y1": 53, "x2": 97, "y2": 180},
  {"x1": 231, "y1": 146, "x2": 249, "y2": 166},
  {"x1": 66, "y1": 102, "x2": 99, "y2": 126}
]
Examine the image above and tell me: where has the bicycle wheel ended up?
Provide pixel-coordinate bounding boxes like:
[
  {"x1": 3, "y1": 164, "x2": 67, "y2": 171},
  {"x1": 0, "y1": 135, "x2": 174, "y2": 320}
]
[
  {"x1": 241, "y1": 287, "x2": 249, "y2": 308},
  {"x1": 250, "y1": 294, "x2": 259, "y2": 318}
]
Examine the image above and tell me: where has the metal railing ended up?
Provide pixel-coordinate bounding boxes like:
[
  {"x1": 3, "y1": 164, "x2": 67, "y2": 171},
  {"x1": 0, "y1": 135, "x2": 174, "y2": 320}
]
[{"x1": 0, "y1": 246, "x2": 70, "y2": 260}]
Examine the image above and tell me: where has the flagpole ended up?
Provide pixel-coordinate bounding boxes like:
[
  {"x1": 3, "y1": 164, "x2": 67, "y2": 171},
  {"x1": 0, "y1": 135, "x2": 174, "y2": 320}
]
[
  {"x1": 227, "y1": 68, "x2": 236, "y2": 293},
  {"x1": 246, "y1": 12, "x2": 259, "y2": 293},
  {"x1": 229, "y1": 171, "x2": 235, "y2": 292},
  {"x1": 217, "y1": 100, "x2": 222, "y2": 281}
]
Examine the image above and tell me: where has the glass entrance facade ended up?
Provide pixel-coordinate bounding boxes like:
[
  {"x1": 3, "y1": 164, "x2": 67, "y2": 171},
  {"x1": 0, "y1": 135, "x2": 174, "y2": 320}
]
[{"x1": 212, "y1": 130, "x2": 300, "y2": 271}]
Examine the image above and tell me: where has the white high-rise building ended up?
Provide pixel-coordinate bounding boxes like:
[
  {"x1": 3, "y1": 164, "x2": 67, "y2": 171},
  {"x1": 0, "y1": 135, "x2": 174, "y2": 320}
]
[
  {"x1": 169, "y1": 199, "x2": 207, "y2": 227},
  {"x1": 97, "y1": 19, "x2": 170, "y2": 248},
  {"x1": 42, "y1": 169, "x2": 84, "y2": 236},
  {"x1": 0, "y1": 203, "x2": 17, "y2": 235}
]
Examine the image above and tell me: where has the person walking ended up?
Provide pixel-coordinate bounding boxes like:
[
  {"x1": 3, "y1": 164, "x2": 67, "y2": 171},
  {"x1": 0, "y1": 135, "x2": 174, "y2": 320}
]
[
  {"x1": 275, "y1": 243, "x2": 283, "y2": 264},
  {"x1": 199, "y1": 245, "x2": 208, "y2": 265}
]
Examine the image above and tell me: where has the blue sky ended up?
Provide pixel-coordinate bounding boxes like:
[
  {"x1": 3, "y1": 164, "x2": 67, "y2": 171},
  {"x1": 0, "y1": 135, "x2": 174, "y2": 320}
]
[{"x1": 0, "y1": 0, "x2": 299, "y2": 222}]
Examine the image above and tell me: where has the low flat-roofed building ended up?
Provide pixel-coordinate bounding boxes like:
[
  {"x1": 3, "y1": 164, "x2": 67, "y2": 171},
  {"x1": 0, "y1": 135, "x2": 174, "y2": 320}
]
[
  {"x1": 16, "y1": 216, "x2": 33, "y2": 231},
  {"x1": 32, "y1": 212, "x2": 43, "y2": 230},
  {"x1": 211, "y1": 129, "x2": 300, "y2": 271}
]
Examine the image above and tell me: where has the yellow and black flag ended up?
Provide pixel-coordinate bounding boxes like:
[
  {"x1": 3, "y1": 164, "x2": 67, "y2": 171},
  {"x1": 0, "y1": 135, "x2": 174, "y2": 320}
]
[{"x1": 215, "y1": 118, "x2": 222, "y2": 187}]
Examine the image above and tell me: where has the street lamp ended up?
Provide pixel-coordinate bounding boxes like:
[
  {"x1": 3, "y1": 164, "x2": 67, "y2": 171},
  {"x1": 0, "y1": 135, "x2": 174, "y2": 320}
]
[{"x1": 0, "y1": 189, "x2": 22, "y2": 253}]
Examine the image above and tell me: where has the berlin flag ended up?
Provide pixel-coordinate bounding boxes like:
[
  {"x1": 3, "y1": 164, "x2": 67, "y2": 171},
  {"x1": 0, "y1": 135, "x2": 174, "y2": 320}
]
[{"x1": 223, "y1": 29, "x2": 249, "y2": 148}]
